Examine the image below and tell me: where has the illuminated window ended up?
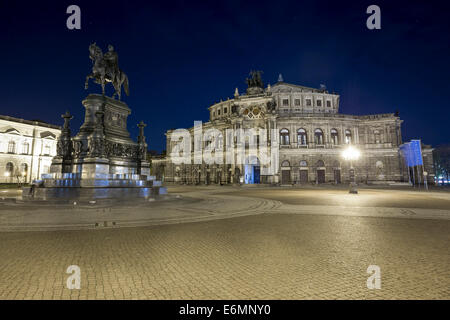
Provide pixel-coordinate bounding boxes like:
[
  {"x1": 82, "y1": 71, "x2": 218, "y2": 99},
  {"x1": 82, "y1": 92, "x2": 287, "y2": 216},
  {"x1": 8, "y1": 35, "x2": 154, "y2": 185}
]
[
  {"x1": 297, "y1": 128, "x2": 307, "y2": 145},
  {"x1": 8, "y1": 141, "x2": 15, "y2": 153},
  {"x1": 6, "y1": 162, "x2": 14, "y2": 175},
  {"x1": 20, "y1": 163, "x2": 28, "y2": 176},
  {"x1": 331, "y1": 129, "x2": 339, "y2": 145},
  {"x1": 345, "y1": 129, "x2": 352, "y2": 144},
  {"x1": 314, "y1": 129, "x2": 324, "y2": 145},
  {"x1": 281, "y1": 160, "x2": 290, "y2": 167},
  {"x1": 280, "y1": 129, "x2": 290, "y2": 145}
]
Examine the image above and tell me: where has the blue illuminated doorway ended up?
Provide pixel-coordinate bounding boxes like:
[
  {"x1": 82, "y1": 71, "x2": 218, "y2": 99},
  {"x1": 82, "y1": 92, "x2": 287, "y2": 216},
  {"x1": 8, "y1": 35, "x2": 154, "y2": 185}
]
[{"x1": 244, "y1": 156, "x2": 260, "y2": 184}]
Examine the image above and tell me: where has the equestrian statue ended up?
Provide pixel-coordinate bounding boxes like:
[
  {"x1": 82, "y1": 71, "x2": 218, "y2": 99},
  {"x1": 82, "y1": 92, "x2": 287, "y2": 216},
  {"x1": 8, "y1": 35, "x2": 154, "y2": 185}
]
[{"x1": 85, "y1": 43, "x2": 129, "y2": 100}]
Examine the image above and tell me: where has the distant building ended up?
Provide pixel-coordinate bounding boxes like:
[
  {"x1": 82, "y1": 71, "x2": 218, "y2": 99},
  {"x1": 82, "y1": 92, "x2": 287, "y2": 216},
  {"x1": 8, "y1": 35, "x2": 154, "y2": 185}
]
[
  {"x1": 0, "y1": 115, "x2": 61, "y2": 184},
  {"x1": 162, "y1": 74, "x2": 435, "y2": 185}
]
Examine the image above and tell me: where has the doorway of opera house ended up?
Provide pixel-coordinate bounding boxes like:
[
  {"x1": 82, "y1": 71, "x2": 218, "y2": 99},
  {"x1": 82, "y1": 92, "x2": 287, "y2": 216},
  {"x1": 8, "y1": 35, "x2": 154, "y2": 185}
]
[
  {"x1": 317, "y1": 169, "x2": 325, "y2": 184},
  {"x1": 300, "y1": 169, "x2": 308, "y2": 184},
  {"x1": 334, "y1": 169, "x2": 341, "y2": 184},
  {"x1": 244, "y1": 156, "x2": 260, "y2": 184}
]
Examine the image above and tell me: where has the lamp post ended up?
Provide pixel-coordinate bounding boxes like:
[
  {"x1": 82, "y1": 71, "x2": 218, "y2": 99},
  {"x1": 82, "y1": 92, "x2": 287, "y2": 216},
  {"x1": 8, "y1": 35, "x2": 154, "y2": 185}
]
[{"x1": 342, "y1": 146, "x2": 361, "y2": 194}]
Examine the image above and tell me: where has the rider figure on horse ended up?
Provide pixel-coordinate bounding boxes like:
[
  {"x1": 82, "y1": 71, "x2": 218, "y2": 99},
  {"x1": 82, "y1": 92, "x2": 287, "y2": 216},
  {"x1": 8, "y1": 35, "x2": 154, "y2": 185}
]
[
  {"x1": 104, "y1": 45, "x2": 119, "y2": 83},
  {"x1": 85, "y1": 43, "x2": 129, "y2": 100}
]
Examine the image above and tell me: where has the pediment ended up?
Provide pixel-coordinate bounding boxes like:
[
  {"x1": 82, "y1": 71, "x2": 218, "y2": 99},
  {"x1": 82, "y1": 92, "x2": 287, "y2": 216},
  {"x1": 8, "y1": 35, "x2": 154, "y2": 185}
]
[
  {"x1": 0, "y1": 126, "x2": 21, "y2": 135},
  {"x1": 40, "y1": 131, "x2": 57, "y2": 139}
]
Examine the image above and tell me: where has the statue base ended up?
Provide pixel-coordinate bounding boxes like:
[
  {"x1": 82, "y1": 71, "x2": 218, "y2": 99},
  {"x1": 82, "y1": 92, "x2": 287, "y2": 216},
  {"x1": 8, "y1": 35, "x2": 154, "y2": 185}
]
[{"x1": 26, "y1": 94, "x2": 165, "y2": 201}]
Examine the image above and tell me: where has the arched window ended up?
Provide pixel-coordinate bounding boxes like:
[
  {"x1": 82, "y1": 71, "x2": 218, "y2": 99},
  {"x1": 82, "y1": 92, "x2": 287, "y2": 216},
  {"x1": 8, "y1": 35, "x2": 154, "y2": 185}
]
[
  {"x1": 20, "y1": 163, "x2": 28, "y2": 176},
  {"x1": 345, "y1": 129, "x2": 352, "y2": 144},
  {"x1": 5, "y1": 162, "x2": 14, "y2": 176},
  {"x1": 8, "y1": 141, "x2": 15, "y2": 153},
  {"x1": 314, "y1": 129, "x2": 324, "y2": 145},
  {"x1": 300, "y1": 160, "x2": 308, "y2": 167},
  {"x1": 281, "y1": 160, "x2": 290, "y2": 167},
  {"x1": 280, "y1": 129, "x2": 290, "y2": 145},
  {"x1": 330, "y1": 129, "x2": 339, "y2": 145},
  {"x1": 22, "y1": 142, "x2": 29, "y2": 154},
  {"x1": 316, "y1": 160, "x2": 325, "y2": 167},
  {"x1": 297, "y1": 128, "x2": 307, "y2": 145}
]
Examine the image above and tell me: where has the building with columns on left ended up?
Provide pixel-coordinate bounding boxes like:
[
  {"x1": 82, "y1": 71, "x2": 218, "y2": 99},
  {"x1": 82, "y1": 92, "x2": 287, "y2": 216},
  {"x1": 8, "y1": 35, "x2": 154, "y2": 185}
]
[{"x1": 0, "y1": 115, "x2": 61, "y2": 184}]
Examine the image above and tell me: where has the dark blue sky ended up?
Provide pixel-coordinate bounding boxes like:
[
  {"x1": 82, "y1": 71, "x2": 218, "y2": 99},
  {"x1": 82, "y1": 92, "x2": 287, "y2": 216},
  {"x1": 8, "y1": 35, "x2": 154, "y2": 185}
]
[{"x1": 1, "y1": 0, "x2": 449, "y2": 151}]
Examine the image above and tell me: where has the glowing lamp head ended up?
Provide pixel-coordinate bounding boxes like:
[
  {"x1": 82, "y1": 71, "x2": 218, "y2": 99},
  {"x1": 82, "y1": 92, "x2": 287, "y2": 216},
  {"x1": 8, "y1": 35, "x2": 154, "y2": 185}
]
[{"x1": 342, "y1": 146, "x2": 361, "y2": 161}]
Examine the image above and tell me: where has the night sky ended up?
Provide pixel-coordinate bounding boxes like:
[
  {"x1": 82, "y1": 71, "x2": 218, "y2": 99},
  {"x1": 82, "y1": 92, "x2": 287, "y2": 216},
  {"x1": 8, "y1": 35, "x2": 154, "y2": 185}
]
[{"x1": 1, "y1": 0, "x2": 449, "y2": 152}]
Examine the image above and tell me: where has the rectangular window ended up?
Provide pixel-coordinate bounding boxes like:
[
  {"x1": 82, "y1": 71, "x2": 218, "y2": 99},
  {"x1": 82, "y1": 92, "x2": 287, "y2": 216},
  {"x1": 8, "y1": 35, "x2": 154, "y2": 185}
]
[
  {"x1": 22, "y1": 143, "x2": 29, "y2": 154},
  {"x1": 282, "y1": 99, "x2": 289, "y2": 106},
  {"x1": 306, "y1": 99, "x2": 312, "y2": 107},
  {"x1": 8, "y1": 142, "x2": 15, "y2": 153},
  {"x1": 326, "y1": 100, "x2": 331, "y2": 108},
  {"x1": 295, "y1": 99, "x2": 300, "y2": 106},
  {"x1": 317, "y1": 100, "x2": 322, "y2": 107},
  {"x1": 224, "y1": 107, "x2": 227, "y2": 113}
]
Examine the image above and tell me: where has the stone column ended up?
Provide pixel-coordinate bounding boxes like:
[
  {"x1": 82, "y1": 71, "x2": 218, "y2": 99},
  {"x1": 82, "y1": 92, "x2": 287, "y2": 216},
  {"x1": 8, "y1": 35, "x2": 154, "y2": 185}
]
[
  {"x1": 137, "y1": 121, "x2": 150, "y2": 177},
  {"x1": 51, "y1": 111, "x2": 74, "y2": 174}
]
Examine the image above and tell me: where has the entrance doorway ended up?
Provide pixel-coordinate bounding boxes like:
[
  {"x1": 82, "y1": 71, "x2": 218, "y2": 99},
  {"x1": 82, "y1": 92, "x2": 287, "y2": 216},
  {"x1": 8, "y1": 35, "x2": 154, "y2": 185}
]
[
  {"x1": 317, "y1": 169, "x2": 325, "y2": 184},
  {"x1": 334, "y1": 169, "x2": 341, "y2": 184},
  {"x1": 244, "y1": 164, "x2": 261, "y2": 184},
  {"x1": 282, "y1": 170, "x2": 291, "y2": 184},
  {"x1": 300, "y1": 170, "x2": 308, "y2": 184},
  {"x1": 244, "y1": 156, "x2": 260, "y2": 184}
]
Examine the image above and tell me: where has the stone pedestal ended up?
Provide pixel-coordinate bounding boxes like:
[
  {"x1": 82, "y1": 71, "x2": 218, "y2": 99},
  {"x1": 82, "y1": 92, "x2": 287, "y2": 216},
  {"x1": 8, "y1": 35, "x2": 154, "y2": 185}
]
[{"x1": 28, "y1": 94, "x2": 165, "y2": 201}]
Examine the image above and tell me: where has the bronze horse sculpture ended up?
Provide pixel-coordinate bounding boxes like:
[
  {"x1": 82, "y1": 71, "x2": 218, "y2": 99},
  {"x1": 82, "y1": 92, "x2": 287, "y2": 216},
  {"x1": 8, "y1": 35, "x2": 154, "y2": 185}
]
[{"x1": 85, "y1": 43, "x2": 129, "y2": 100}]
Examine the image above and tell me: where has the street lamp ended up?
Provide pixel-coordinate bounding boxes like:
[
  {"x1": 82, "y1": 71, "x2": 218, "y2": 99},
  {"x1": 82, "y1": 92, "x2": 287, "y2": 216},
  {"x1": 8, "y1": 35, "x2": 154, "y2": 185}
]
[{"x1": 342, "y1": 146, "x2": 361, "y2": 194}]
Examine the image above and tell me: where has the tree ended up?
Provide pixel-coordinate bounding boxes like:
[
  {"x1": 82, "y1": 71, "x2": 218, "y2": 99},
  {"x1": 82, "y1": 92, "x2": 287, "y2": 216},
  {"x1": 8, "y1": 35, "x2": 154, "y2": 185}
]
[{"x1": 433, "y1": 144, "x2": 450, "y2": 182}]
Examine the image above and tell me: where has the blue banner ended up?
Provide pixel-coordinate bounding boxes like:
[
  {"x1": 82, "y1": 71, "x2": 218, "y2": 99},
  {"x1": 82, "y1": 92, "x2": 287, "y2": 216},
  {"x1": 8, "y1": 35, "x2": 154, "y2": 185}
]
[
  {"x1": 400, "y1": 140, "x2": 423, "y2": 167},
  {"x1": 410, "y1": 140, "x2": 423, "y2": 166}
]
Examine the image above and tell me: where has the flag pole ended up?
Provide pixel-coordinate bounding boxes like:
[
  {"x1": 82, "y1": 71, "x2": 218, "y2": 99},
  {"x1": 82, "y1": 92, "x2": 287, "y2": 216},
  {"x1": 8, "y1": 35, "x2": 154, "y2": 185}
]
[{"x1": 418, "y1": 139, "x2": 428, "y2": 191}]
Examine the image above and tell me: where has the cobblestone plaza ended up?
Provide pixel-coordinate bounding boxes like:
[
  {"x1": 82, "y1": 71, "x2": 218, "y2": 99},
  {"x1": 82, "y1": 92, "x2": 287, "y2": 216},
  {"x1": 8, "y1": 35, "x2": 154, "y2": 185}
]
[{"x1": 0, "y1": 186, "x2": 449, "y2": 300}]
